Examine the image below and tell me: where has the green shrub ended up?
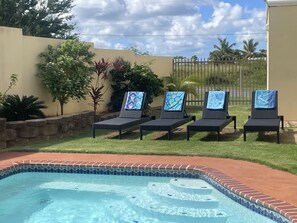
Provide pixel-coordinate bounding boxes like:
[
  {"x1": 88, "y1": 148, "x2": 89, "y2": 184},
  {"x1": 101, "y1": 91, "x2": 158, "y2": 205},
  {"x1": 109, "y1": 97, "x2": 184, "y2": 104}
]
[
  {"x1": 108, "y1": 58, "x2": 163, "y2": 111},
  {"x1": 108, "y1": 58, "x2": 132, "y2": 111},
  {"x1": 0, "y1": 95, "x2": 47, "y2": 121}
]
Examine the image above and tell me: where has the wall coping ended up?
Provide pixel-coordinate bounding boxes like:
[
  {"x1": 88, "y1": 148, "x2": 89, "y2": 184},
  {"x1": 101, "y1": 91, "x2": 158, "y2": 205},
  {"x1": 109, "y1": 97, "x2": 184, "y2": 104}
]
[{"x1": 266, "y1": 0, "x2": 297, "y2": 6}]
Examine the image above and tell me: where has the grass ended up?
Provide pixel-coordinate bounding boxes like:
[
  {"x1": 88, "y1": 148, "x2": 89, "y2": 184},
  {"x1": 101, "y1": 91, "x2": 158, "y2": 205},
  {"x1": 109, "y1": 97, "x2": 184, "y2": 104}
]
[{"x1": 5, "y1": 105, "x2": 297, "y2": 175}]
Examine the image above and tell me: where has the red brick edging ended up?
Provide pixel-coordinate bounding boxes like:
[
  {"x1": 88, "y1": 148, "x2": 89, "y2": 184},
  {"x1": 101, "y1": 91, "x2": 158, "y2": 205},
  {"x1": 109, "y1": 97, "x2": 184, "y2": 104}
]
[{"x1": 1, "y1": 160, "x2": 297, "y2": 223}]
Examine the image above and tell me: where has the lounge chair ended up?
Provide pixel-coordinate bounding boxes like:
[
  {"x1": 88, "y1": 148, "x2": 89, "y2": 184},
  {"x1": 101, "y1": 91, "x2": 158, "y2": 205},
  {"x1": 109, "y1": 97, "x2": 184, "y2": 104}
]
[
  {"x1": 139, "y1": 91, "x2": 195, "y2": 140},
  {"x1": 92, "y1": 91, "x2": 153, "y2": 139},
  {"x1": 187, "y1": 91, "x2": 236, "y2": 141},
  {"x1": 243, "y1": 90, "x2": 284, "y2": 143}
]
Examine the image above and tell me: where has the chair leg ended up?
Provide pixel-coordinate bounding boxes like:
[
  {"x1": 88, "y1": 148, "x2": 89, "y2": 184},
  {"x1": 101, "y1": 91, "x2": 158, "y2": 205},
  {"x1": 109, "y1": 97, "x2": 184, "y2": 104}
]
[
  {"x1": 233, "y1": 116, "x2": 237, "y2": 130},
  {"x1": 119, "y1": 129, "x2": 122, "y2": 139},
  {"x1": 280, "y1": 115, "x2": 284, "y2": 130},
  {"x1": 243, "y1": 129, "x2": 246, "y2": 141},
  {"x1": 277, "y1": 130, "x2": 280, "y2": 144},
  {"x1": 140, "y1": 129, "x2": 143, "y2": 140},
  {"x1": 92, "y1": 125, "x2": 95, "y2": 138},
  {"x1": 187, "y1": 129, "x2": 190, "y2": 141}
]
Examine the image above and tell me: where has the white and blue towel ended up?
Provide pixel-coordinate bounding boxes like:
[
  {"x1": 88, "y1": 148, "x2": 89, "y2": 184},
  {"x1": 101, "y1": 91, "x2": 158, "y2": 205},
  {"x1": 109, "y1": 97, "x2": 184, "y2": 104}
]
[
  {"x1": 206, "y1": 91, "x2": 226, "y2": 110},
  {"x1": 163, "y1": 91, "x2": 185, "y2": 112},
  {"x1": 254, "y1": 90, "x2": 276, "y2": 109},
  {"x1": 124, "y1": 91, "x2": 144, "y2": 110}
]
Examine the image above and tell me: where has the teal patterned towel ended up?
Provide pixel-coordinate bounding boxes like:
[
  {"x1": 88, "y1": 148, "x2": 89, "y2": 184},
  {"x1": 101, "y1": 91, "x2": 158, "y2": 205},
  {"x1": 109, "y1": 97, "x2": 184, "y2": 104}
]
[
  {"x1": 163, "y1": 91, "x2": 185, "y2": 112},
  {"x1": 124, "y1": 91, "x2": 144, "y2": 110},
  {"x1": 206, "y1": 91, "x2": 226, "y2": 110},
  {"x1": 254, "y1": 90, "x2": 276, "y2": 109}
]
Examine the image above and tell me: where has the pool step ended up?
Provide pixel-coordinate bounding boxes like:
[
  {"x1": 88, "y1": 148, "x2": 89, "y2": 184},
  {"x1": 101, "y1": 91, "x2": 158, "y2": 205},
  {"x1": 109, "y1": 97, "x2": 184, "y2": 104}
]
[
  {"x1": 148, "y1": 182, "x2": 218, "y2": 208},
  {"x1": 170, "y1": 178, "x2": 213, "y2": 194},
  {"x1": 25, "y1": 199, "x2": 121, "y2": 223},
  {"x1": 107, "y1": 201, "x2": 176, "y2": 223},
  {"x1": 127, "y1": 192, "x2": 227, "y2": 223},
  {"x1": 39, "y1": 181, "x2": 130, "y2": 195}
]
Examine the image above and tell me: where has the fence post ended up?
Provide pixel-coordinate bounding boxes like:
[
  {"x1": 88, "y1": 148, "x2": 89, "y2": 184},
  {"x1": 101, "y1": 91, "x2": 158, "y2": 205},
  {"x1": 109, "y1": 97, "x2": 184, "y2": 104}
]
[{"x1": 239, "y1": 64, "x2": 242, "y2": 97}]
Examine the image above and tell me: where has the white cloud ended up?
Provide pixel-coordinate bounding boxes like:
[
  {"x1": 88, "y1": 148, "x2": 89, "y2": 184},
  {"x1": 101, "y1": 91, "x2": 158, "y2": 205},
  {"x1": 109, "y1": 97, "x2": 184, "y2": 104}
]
[
  {"x1": 235, "y1": 9, "x2": 266, "y2": 47},
  {"x1": 72, "y1": 0, "x2": 266, "y2": 58}
]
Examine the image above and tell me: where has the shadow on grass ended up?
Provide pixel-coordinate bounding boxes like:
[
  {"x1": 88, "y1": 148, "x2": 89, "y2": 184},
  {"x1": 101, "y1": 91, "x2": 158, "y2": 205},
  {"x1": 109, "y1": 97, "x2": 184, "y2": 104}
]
[
  {"x1": 106, "y1": 130, "x2": 140, "y2": 140},
  {"x1": 244, "y1": 129, "x2": 296, "y2": 144},
  {"x1": 189, "y1": 128, "x2": 241, "y2": 142}
]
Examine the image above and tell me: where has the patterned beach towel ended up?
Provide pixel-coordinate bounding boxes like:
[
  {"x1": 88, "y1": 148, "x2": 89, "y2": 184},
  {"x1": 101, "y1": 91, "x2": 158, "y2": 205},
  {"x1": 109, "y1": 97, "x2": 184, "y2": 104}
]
[
  {"x1": 254, "y1": 90, "x2": 276, "y2": 109},
  {"x1": 124, "y1": 91, "x2": 145, "y2": 110},
  {"x1": 163, "y1": 91, "x2": 185, "y2": 112},
  {"x1": 206, "y1": 91, "x2": 226, "y2": 110}
]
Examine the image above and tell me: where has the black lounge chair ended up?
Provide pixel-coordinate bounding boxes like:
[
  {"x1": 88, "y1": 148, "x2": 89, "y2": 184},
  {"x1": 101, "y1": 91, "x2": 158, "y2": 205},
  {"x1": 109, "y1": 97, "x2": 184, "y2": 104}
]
[
  {"x1": 139, "y1": 91, "x2": 195, "y2": 140},
  {"x1": 187, "y1": 91, "x2": 236, "y2": 141},
  {"x1": 243, "y1": 90, "x2": 284, "y2": 143},
  {"x1": 92, "y1": 91, "x2": 153, "y2": 139}
]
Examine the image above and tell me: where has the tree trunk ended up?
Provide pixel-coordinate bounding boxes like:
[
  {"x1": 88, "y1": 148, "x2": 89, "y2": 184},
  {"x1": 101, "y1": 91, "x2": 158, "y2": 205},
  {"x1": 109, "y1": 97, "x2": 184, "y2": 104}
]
[{"x1": 59, "y1": 101, "x2": 64, "y2": 115}]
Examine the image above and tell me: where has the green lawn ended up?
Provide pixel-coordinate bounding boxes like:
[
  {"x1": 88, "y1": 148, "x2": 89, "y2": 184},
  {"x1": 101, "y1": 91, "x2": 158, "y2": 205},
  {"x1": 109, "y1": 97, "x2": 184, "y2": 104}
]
[{"x1": 5, "y1": 105, "x2": 297, "y2": 175}]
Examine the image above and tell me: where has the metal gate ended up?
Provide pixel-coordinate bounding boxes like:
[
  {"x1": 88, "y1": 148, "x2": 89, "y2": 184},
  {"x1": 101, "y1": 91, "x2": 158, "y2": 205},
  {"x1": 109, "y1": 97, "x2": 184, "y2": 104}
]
[{"x1": 172, "y1": 58, "x2": 267, "y2": 105}]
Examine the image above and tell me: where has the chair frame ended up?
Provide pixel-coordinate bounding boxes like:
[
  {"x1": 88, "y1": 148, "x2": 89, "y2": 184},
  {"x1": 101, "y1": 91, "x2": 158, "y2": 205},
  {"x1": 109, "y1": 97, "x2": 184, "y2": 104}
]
[
  {"x1": 186, "y1": 92, "x2": 236, "y2": 141},
  {"x1": 92, "y1": 92, "x2": 153, "y2": 139},
  {"x1": 243, "y1": 91, "x2": 284, "y2": 143},
  {"x1": 139, "y1": 92, "x2": 195, "y2": 140}
]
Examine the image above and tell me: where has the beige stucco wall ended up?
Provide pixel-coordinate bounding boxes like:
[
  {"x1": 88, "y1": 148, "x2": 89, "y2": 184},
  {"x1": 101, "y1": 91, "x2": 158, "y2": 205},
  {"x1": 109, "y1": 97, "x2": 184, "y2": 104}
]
[
  {"x1": 267, "y1": 3, "x2": 297, "y2": 120},
  {"x1": 0, "y1": 26, "x2": 172, "y2": 116}
]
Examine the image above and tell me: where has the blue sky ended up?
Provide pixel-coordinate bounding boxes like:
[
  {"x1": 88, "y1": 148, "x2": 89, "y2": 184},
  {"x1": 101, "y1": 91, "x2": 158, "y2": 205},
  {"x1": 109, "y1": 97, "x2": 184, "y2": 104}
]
[{"x1": 73, "y1": 0, "x2": 267, "y2": 58}]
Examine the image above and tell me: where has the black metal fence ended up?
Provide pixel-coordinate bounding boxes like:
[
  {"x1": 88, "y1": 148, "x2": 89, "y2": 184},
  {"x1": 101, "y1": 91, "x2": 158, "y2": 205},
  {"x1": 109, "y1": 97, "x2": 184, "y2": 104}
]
[{"x1": 172, "y1": 58, "x2": 267, "y2": 105}]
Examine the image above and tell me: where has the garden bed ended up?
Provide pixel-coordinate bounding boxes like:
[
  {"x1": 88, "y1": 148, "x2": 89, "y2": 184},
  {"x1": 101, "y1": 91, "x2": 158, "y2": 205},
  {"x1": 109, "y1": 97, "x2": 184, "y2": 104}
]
[{"x1": 0, "y1": 111, "x2": 95, "y2": 149}]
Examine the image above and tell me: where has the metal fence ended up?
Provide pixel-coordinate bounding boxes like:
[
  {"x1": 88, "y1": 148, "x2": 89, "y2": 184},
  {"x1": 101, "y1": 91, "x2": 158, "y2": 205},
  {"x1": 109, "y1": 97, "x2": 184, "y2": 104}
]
[{"x1": 172, "y1": 58, "x2": 267, "y2": 105}]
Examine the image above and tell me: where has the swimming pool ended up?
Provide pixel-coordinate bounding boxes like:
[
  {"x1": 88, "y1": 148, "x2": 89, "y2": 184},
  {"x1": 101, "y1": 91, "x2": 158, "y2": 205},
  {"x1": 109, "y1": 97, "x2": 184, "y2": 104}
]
[{"x1": 0, "y1": 163, "x2": 291, "y2": 223}]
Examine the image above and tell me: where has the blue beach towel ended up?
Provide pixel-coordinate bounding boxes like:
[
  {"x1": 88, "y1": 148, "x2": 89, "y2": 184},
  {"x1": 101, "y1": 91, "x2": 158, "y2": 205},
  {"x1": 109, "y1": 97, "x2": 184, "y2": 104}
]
[
  {"x1": 163, "y1": 91, "x2": 185, "y2": 112},
  {"x1": 124, "y1": 91, "x2": 144, "y2": 110},
  {"x1": 207, "y1": 91, "x2": 226, "y2": 110},
  {"x1": 254, "y1": 90, "x2": 276, "y2": 109}
]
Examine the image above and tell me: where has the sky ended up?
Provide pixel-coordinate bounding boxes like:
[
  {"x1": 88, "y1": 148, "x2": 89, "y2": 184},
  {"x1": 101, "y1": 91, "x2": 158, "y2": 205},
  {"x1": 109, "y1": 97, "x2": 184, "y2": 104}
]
[{"x1": 72, "y1": 0, "x2": 267, "y2": 58}]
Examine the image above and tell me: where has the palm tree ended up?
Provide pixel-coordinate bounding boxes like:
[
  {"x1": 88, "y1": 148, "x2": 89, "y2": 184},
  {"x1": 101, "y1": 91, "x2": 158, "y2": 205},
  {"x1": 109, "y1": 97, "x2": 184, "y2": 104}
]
[
  {"x1": 208, "y1": 38, "x2": 237, "y2": 61},
  {"x1": 164, "y1": 74, "x2": 202, "y2": 97},
  {"x1": 258, "y1": 49, "x2": 267, "y2": 58},
  {"x1": 242, "y1": 39, "x2": 259, "y2": 59}
]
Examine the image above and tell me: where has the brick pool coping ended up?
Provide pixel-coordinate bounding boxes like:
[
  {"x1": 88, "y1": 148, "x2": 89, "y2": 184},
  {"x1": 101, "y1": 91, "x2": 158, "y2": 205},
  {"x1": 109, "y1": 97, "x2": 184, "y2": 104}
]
[{"x1": 0, "y1": 159, "x2": 296, "y2": 222}]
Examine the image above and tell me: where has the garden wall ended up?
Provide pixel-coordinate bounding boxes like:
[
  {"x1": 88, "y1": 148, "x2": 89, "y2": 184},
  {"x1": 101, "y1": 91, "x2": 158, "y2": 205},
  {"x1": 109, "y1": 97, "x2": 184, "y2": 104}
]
[
  {"x1": 0, "y1": 111, "x2": 95, "y2": 149},
  {"x1": 266, "y1": 1, "x2": 297, "y2": 120},
  {"x1": 0, "y1": 26, "x2": 172, "y2": 116}
]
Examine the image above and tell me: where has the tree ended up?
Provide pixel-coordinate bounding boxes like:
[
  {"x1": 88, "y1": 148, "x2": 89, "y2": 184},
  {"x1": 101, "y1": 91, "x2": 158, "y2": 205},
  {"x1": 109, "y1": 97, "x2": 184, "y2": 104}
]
[
  {"x1": 164, "y1": 74, "x2": 202, "y2": 97},
  {"x1": 191, "y1": 55, "x2": 198, "y2": 61},
  {"x1": 0, "y1": 0, "x2": 76, "y2": 39},
  {"x1": 258, "y1": 49, "x2": 267, "y2": 58},
  {"x1": 208, "y1": 38, "x2": 237, "y2": 61},
  {"x1": 126, "y1": 44, "x2": 150, "y2": 55},
  {"x1": 242, "y1": 39, "x2": 259, "y2": 59},
  {"x1": 174, "y1": 56, "x2": 186, "y2": 60},
  {"x1": 37, "y1": 40, "x2": 95, "y2": 115},
  {"x1": 89, "y1": 58, "x2": 111, "y2": 113}
]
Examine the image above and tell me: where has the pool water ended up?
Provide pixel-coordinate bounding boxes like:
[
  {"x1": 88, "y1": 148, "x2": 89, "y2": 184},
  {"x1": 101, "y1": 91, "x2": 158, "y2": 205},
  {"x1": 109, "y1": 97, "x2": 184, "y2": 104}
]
[{"x1": 0, "y1": 172, "x2": 276, "y2": 223}]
